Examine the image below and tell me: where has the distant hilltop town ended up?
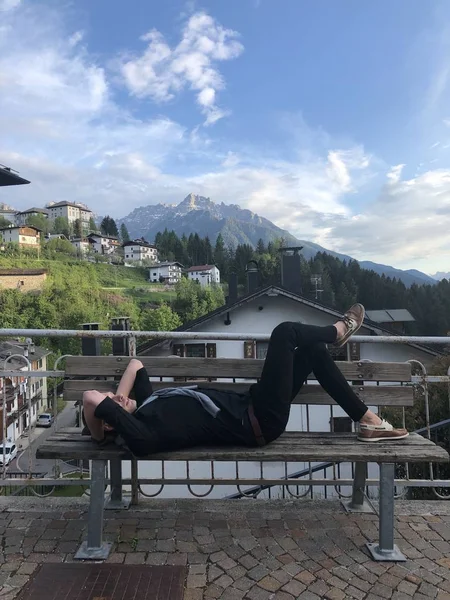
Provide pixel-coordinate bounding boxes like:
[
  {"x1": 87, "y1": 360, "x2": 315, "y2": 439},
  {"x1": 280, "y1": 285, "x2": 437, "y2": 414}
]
[{"x1": 0, "y1": 201, "x2": 220, "y2": 287}]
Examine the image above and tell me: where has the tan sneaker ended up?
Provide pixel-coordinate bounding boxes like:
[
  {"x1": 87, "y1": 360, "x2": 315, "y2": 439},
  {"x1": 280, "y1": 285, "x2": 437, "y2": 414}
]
[
  {"x1": 357, "y1": 419, "x2": 409, "y2": 442},
  {"x1": 335, "y1": 303, "x2": 365, "y2": 347}
]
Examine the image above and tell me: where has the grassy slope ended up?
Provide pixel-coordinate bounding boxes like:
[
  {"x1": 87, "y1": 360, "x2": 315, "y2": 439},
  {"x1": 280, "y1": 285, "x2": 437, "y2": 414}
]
[{"x1": 0, "y1": 258, "x2": 173, "y2": 304}]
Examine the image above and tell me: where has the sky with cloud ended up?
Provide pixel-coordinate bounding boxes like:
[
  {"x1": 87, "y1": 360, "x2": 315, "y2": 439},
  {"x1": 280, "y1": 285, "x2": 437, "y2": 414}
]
[{"x1": 1, "y1": 0, "x2": 450, "y2": 274}]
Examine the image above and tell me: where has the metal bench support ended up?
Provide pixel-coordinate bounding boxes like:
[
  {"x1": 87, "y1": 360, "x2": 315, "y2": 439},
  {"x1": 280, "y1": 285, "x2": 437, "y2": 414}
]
[
  {"x1": 75, "y1": 459, "x2": 112, "y2": 560},
  {"x1": 343, "y1": 462, "x2": 374, "y2": 513},
  {"x1": 367, "y1": 462, "x2": 406, "y2": 561},
  {"x1": 105, "y1": 459, "x2": 131, "y2": 510}
]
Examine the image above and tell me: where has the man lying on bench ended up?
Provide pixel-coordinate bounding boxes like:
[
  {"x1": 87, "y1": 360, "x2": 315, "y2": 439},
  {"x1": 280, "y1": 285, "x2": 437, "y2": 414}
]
[{"x1": 82, "y1": 303, "x2": 408, "y2": 457}]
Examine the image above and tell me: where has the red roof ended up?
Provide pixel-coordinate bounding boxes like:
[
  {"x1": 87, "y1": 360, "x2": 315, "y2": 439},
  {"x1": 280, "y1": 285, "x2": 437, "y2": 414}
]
[{"x1": 187, "y1": 264, "x2": 216, "y2": 272}]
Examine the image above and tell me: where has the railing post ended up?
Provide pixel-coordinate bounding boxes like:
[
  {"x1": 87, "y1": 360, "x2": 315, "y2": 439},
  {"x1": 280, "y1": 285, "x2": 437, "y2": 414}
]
[
  {"x1": 367, "y1": 463, "x2": 406, "y2": 561},
  {"x1": 110, "y1": 317, "x2": 138, "y2": 506}
]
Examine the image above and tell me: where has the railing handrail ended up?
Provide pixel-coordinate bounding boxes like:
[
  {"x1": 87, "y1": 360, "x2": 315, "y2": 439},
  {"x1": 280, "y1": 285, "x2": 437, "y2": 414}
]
[{"x1": 0, "y1": 327, "x2": 449, "y2": 343}]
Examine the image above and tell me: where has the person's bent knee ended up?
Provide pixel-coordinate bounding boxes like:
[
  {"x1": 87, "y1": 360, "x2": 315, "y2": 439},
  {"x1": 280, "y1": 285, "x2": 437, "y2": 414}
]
[
  {"x1": 310, "y1": 342, "x2": 329, "y2": 359},
  {"x1": 271, "y1": 321, "x2": 296, "y2": 338}
]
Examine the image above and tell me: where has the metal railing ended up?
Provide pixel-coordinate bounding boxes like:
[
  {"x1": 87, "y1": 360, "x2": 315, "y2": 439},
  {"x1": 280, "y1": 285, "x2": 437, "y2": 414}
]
[{"x1": 0, "y1": 327, "x2": 449, "y2": 501}]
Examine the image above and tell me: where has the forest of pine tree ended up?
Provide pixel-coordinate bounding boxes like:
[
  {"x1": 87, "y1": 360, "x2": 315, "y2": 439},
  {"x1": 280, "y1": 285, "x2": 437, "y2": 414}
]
[{"x1": 153, "y1": 228, "x2": 450, "y2": 337}]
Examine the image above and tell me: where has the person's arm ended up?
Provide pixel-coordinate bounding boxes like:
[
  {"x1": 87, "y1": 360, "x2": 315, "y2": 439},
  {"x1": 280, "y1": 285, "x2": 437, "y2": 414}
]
[
  {"x1": 116, "y1": 358, "x2": 144, "y2": 398},
  {"x1": 94, "y1": 396, "x2": 157, "y2": 456},
  {"x1": 82, "y1": 390, "x2": 108, "y2": 441}
]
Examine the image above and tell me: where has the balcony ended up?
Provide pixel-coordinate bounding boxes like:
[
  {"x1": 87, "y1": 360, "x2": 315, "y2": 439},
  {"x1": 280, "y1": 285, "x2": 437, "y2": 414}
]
[{"x1": 0, "y1": 327, "x2": 449, "y2": 598}]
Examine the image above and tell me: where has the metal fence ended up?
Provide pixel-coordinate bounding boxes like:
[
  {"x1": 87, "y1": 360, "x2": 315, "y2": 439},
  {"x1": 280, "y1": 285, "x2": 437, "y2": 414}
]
[{"x1": 0, "y1": 327, "x2": 449, "y2": 501}]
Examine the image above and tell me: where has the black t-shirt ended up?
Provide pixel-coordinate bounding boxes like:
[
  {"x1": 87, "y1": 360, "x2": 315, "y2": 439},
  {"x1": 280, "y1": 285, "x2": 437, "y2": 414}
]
[{"x1": 94, "y1": 373, "x2": 256, "y2": 457}]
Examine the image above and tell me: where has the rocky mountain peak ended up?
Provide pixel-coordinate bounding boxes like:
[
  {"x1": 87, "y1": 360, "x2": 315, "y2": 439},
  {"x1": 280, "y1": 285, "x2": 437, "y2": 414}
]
[{"x1": 178, "y1": 194, "x2": 213, "y2": 213}]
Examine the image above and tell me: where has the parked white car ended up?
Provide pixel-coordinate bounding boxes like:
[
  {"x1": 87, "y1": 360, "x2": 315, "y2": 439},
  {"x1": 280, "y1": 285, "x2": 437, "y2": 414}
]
[
  {"x1": 0, "y1": 442, "x2": 17, "y2": 466},
  {"x1": 36, "y1": 413, "x2": 54, "y2": 428}
]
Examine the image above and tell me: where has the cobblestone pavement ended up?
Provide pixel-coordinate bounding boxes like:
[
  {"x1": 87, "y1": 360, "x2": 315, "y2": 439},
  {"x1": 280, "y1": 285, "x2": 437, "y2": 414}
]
[{"x1": 1, "y1": 497, "x2": 450, "y2": 599}]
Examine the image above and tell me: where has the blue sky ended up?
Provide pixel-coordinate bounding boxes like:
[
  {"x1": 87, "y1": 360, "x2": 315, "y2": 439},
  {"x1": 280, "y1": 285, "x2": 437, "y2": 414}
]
[{"x1": 1, "y1": 0, "x2": 450, "y2": 273}]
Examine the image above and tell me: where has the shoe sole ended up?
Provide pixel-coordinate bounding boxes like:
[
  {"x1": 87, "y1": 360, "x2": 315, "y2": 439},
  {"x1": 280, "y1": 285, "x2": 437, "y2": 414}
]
[{"x1": 357, "y1": 432, "x2": 409, "y2": 442}]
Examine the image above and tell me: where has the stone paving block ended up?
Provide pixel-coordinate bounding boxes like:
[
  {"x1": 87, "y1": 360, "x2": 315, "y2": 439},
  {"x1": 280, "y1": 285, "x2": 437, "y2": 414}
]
[
  {"x1": 232, "y1": 576, "x2": 253, "y2": 591},
  {"x1": 295, "y1": 570, "x2": 316, "y2": 585},
  {"x1": 215, "y1": 574, "x2": 233, "y2": 589},
  {"x1": 324, "y1": 588, "x2": 346, "y2": 600},
  {"x1": 205, "y1": 584, "x2": 222, "y2": 599},
  {"x1": 397, "y1": 579, "x2": 418, "y2": 595},
  {"x1": 281, "y1": 579, "x2": 307, "y2": 596},
  {"x1": 184, "y1": 590, "x2": 203, "y2": 600},
  {"x1": 145, "y1": 551, "x2": 167, "y2": 565},
  {"x1": 245, "y1": 587, "x2": 272, "y2": 600},
  {"x1": 271, "y1": 592, "x2": 294, "y2": 600},
  {"x1": 248, "y1": 565, "x2": 270, "y2": 582},
  {"x1": 219, "y1": 588, "x2": 245, "y2": 600},
  {"x1": 345, "y1": 585, "x2": 365, "y2": 599},
  {"x1": 187, "y1": 574, "x2": 207, "y2": 588}
]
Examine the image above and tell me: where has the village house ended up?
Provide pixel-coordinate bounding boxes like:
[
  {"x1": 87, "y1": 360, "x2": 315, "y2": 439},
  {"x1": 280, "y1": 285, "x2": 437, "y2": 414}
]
[
  {"x1": 123, "y1": 239, "x2": 158, "y2": 264},
  {"x1": 0, "y1": 269, "x2": 47, "y2": 292},
  {"x1": 148, "y1": 261, "x2": 183, "y2": 284},
  {"x1": 70, "y1": 237, "x2": 90, "y2": 255},
  {"x1": 0, "y1": 341, "x2": 51, "y2": 442},
  {"x1": 87, "y1": 233, "x2": 120, "y2": 255},
  {"x1": 186, "y1": 264, "x2": 220, "y2": 286},
  {"x1": 0, "y1": 203, "x2": 18, "y2": 224},
  {"x1": 0, "y1": 225, "x2": 41, "y2": 247},
  {"x1": 14, "y1": 207, "x2": 49, "y2": 226},
  {"x1": 46, "y1": 201, "x2": 92, "y2": 229}
]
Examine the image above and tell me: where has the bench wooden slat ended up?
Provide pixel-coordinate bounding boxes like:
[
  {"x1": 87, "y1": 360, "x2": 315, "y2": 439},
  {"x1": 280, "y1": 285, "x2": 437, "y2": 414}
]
[
  {"x1": 37, "y1": 432, "x2": 448, "y2": 463},
  {"x1": 47, "y1": 430, "x2": 428, "y2": 446},
  {"x1": 65, "y1": 356, "x2": 412, "y2": 381},
  {"x1": 64, "y1": 380, "x2": 415, "y2": 406}
]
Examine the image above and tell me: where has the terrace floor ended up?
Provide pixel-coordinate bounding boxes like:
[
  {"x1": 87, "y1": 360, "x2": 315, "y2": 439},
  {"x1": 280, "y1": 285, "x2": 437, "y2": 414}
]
[{"x1": 1, "y1": 497, "x2": 450, "y2": 600}]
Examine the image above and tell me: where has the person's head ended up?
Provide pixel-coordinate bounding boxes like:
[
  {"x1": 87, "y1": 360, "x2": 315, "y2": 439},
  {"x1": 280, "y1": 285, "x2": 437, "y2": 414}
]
[
  {"x1": 101, "y1": 394, "x2": 137, "y2": 432},
  {"x1": 110, "y1": 394, "x2": 137, "y2": 414}
]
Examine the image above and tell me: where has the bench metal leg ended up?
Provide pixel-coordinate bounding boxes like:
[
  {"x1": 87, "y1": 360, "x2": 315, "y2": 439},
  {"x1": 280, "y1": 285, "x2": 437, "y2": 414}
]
[
  {"x1": 131, "y1": 458, "x2": 139, "y2": 506},
  {"x1": 105, "y1": 459, "x2": 131, "y2": 510},
  {"x1": 75, "y1": 460, "x2": 112, "y2": 560},
  {"x1": 343, "y1": 462, "x2": 374, "y2": 513},
  {"x1": 367, "y1": 463, "x2": 406, "y2": 561}
]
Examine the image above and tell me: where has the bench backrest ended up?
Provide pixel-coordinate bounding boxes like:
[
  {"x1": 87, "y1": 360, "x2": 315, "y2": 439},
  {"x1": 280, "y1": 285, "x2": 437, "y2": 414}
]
[{"x1": 63, "y1": 356, "x2": 416, "y2": 408}]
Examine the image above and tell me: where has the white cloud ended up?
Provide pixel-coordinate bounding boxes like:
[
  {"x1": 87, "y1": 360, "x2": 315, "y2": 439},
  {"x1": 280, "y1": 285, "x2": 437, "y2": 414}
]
[
  {"x1": 386, "y1": 164, "x2": 405, "y2": 184},
  {"x1": 318, "y1": 168, "x2": 450, "y2": 271},
  {"x1": 0, "y1": 0, "x2": 21, "y2": 10},
  {"x1": 120, "y1": 12, "x2": 244, "y2": 125}
]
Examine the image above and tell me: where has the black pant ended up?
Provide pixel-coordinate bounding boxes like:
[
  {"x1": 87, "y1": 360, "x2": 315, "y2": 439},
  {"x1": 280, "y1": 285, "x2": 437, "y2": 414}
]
[{"x1": 249, "y1": 322, "x2": 368, "y2": 442}]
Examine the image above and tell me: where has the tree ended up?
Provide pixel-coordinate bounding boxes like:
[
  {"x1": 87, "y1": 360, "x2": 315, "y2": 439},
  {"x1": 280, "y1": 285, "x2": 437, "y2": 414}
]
[
  {"x1": 0, "y1": 216, "x2": 12, "y2": 228},
  {"x1": 44, "y1": 237, "x2": 77, "y2": 256},
  {"x1": 120, "y1": 223, "x2": 130, "y2": 242},
  {"x1": 52, "y1": 216, "x2": 71, "y2": 238},
  {"x1": 141, "y1": 302, "x2": 182, "y2": 331},
  {"x1": 89, "y1": 217, "x2": 97, "y2": 232},
  {"x1": 256, "y1": 238, "x2": 266, "y2": 255},
  {"x1": 73, "y1": 218, "x2": 82, "y2": 238},
  {"x1": 26, "y1": 214, "x2": 50, "y2": 235},
  {"x1": 100, "y1": 216, "x2": 119, "y2": 237}
]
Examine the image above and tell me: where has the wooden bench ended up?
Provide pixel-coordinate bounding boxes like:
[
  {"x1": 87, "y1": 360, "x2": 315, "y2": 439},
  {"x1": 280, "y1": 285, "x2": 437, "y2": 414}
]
[{"x1": 37, "y1": 356, "x2": 449, "y2": 562}]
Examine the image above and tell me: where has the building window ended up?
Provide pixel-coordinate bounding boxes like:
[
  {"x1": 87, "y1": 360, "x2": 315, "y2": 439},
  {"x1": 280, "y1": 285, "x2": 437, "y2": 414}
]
[
  {"x1": 244, "y1": 341, "x2": 256, "y2": 359},
  {"x1": 328, "y1": 345, "x2": 348, "y2": 362},
  {"x1": 185, "y1": 344, "x2": 206, "y2": 358},
  {"x1": 256, "y1": 341, "x2": 269, "y2": 360}
]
